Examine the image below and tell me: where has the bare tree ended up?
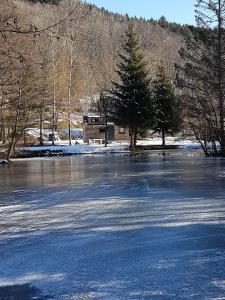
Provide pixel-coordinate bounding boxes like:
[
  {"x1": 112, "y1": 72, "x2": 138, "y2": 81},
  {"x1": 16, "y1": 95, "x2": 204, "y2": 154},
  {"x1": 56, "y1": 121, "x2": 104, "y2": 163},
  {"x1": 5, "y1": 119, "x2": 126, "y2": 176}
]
[{"x1": 176, "y1": 0, "x2": 225, "y2": 156}]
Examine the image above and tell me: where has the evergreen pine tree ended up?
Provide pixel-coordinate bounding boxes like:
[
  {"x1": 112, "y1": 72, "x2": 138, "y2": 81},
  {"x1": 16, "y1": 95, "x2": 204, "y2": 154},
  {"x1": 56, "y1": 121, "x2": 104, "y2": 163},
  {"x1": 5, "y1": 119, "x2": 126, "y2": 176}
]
[
  {"x1": 111, "y1": 23, "x2": 155, "y2": 148},
  {"x1": 153, "y1": 64, "x2": 181, "y2": 148}
]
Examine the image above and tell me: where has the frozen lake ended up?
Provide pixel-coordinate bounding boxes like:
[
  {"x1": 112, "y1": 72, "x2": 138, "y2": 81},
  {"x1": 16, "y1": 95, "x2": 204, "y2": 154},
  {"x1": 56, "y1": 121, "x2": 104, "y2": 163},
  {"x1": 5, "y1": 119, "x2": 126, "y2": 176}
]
[{"x1": 1, "y1": 151, "x2": 225, "y2": 299}]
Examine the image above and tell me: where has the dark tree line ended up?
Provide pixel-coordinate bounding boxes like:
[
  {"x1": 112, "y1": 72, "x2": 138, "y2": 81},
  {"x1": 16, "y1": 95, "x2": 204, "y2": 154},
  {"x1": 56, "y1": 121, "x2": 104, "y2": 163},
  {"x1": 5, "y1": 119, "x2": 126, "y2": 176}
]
[{"x1": 93, "y1": 24, "x2": 181, "y2": 149}]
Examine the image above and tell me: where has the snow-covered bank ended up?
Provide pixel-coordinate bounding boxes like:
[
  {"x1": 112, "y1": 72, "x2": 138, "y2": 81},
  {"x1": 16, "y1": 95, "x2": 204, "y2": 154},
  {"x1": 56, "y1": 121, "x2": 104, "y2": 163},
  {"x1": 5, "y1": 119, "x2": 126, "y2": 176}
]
[
  {"x1": 19, "y1": 143, "x2": 129, "y2": 156},
  {"x1": 0, "y1": 137, "x2": 201, "y2": 161},
  {"x1": 137, "y1": 137, "x2": 201, "y2": 149},
  {"x1": 19, "y1": 138, "x2": 200, "y2": 156},
  {"x1": 14, "y1": 138, "x2": 201, "y2": 158}
]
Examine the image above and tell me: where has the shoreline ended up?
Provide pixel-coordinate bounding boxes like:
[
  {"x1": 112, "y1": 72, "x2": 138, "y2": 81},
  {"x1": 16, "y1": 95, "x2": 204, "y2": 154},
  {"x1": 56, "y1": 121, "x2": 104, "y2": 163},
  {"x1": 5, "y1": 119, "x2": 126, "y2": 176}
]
[
  {"x1": 0, "y1": 138, "x2": 202, "y2": 161},
  {"x1": 0, "y1": 145, "x2": 201, "y2": 161}
]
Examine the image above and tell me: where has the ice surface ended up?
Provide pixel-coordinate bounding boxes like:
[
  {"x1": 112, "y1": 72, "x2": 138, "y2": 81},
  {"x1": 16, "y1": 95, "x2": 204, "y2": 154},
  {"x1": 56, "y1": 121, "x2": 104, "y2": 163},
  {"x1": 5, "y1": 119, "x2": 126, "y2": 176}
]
[{"x1": 0, "y1": 152, "x2": 225, "y2": 299}]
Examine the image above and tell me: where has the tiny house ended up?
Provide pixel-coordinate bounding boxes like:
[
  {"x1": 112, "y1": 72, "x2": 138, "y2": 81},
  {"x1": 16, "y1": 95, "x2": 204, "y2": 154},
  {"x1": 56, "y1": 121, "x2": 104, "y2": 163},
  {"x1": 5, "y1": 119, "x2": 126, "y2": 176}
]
[{"x1": 83, "y1": 116, "x2": 129, "y2": 144}]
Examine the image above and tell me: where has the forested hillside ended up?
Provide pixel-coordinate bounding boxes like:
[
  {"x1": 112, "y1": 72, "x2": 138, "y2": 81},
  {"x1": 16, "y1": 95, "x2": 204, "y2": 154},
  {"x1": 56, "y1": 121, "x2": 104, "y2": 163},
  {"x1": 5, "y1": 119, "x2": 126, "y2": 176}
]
[{"x1": 3, "y1": 0, "x2": 188, "y2": 100}]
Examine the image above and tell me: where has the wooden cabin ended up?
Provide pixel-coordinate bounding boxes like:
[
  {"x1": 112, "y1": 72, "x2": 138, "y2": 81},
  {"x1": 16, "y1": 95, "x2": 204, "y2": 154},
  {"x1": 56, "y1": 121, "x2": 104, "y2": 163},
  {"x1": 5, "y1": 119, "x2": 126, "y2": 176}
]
[{"x1": 83, "y1": 116, "x2": 129, "y2": 144}]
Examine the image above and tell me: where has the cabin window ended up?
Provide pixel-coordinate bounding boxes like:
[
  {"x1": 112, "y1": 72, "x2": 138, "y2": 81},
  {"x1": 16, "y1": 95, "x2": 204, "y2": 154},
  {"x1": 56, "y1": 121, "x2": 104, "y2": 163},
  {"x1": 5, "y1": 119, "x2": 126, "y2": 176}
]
[
  {"x1": 119, "y1": 127, "x2": 125, "y2": 134},
  {"x1": 91, "y1": 118, "x2": 100, "y2": 123},
  {"x1": 99, "y1": 128, "x2": 105, "y2": 133}
]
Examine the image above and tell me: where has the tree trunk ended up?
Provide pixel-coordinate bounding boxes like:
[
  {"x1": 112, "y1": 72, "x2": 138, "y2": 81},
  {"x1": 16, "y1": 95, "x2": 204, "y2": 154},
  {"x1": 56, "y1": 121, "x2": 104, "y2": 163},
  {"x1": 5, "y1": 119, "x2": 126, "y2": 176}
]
[
  {"x1": 217, "y1": 0, "x2": 225, "y2": 156},
  {"x1": 7, "y1": 80, "x2": 22, "y2": 161},
  {"x1": 162, "y1": 129, "x2": 166, "y2": 149},
  {"x1": 105, "y1": 119, "x2": 108, "y2": 147},
  {"x1": 212, "y1": 140, "x2": 218, "y2": 156},
  {"x1": 68, "y1": 39, "x2": 73, "y2": 147},
  {"x1": 23, "y1": 130, "x2": 26, "y2": 146},
  {"x1": 0, "y1": 92, "x2": 6, "y2": 144},
  {"x1": 134, "y1": 128, "x2": 137, "y2": 148},
  {"x1": 0, "y1": 115, "x2": 6, "y2": 144},
  {"x1": 7, "y1": 138, "x2": 16, "y2": 161},
  {"x1": 51, "y1": 33, "x2": 57, "y2": 147},
  {"x1": 130, "y1": 128, "x2": 134, "y2": 149},
  {"x1": 68, "y1": 120, "x2": 72, "y2": 146},
  {"x1": 39, "y1": 109, "x2": 43, "y2": 146},
  {"x1": 7, "y1": 115, "x2": 19, "y2": 161},
  {"x1": 190, "y1": 121, "x2": 209, "y2": 156}
]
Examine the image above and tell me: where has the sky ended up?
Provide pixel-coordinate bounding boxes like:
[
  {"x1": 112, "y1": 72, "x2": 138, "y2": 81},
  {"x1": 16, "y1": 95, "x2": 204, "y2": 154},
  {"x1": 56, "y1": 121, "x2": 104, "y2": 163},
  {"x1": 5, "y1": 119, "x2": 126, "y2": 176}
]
[{"x1": 86, "y1": 0, "x2": 196, "y2": 25}]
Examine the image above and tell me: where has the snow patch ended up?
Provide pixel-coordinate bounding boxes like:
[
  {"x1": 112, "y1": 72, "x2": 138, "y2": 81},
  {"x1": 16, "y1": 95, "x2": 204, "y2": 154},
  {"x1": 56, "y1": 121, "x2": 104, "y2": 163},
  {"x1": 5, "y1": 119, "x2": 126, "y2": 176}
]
[
  {"x1": 137, "y1": 137, "x2": 200, "y2": 149},
  {"x1": 0, "y1": 273, "x2": 65, "y2": 287},
  {"x1": 212, "y1": 280, "x2": 225, "y2": 289}
]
